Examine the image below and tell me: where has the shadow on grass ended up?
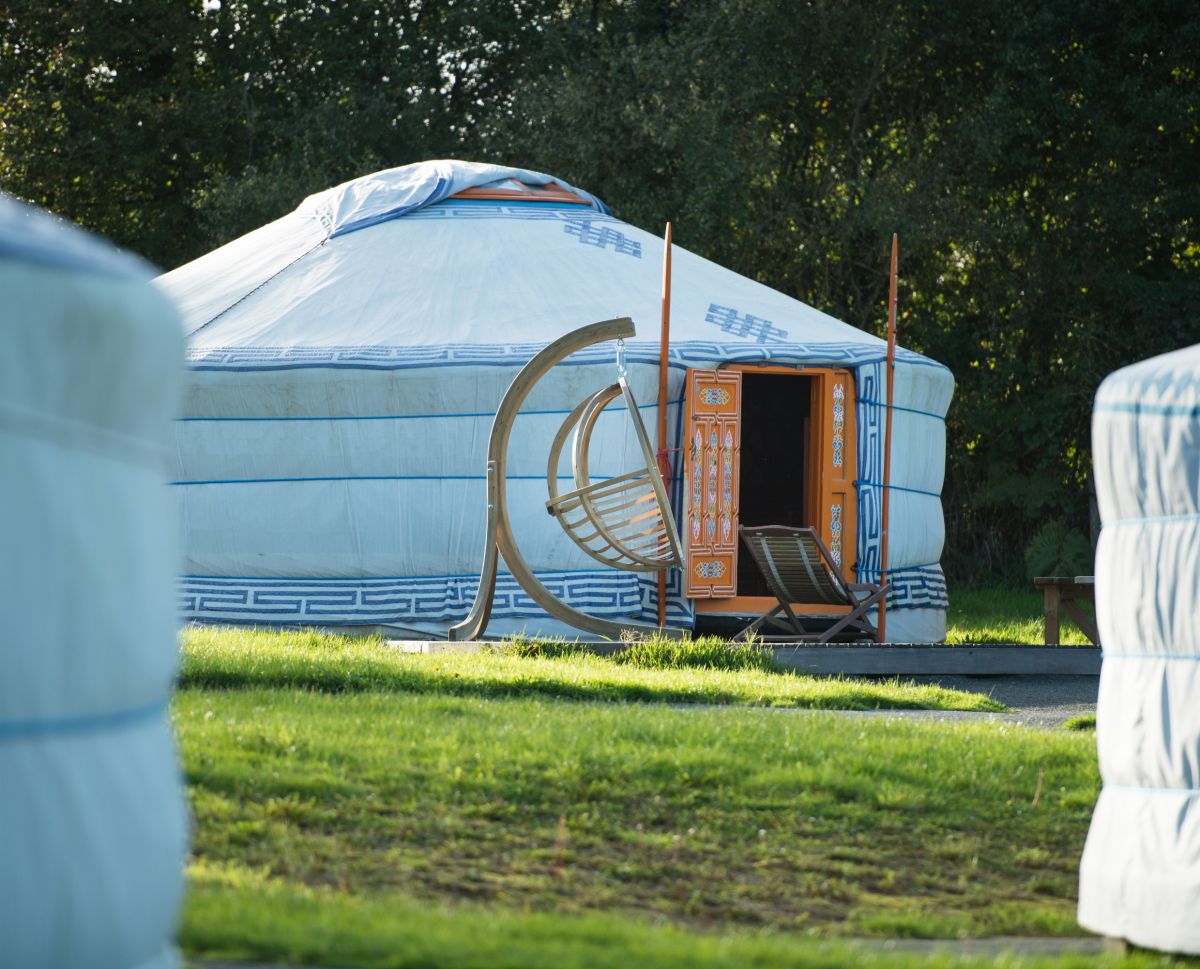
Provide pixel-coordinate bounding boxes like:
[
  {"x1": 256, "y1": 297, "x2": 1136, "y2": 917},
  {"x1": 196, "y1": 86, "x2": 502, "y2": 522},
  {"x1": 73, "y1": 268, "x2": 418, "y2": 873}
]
[
  {"x1": 178, "y1": 646, "x2": 1002, "y2": 712},
  {"x1": 180, "y1": 658, "x2": 751, "y2": 706},
  {"x1": 178, "y1": 624, "x2": 1007, "y2": 712}
]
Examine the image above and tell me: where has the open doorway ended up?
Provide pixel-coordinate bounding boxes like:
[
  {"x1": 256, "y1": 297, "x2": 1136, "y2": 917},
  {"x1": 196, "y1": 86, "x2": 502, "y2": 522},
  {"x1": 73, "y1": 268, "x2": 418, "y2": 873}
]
[
  {"x1": 736, "y1": 373, "x2": 814, "y2": 596},
  {"x1": 684, "y1": 365, "x2": 857, "y2": 612}
]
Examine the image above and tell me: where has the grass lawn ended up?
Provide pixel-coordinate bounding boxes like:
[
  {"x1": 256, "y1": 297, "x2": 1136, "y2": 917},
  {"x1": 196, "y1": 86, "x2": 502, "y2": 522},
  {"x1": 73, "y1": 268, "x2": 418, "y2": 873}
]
[
  {"x1": 181, "y1": 625, "x2": 1004, "y2": 711},
  {"x1": 178, "y1": 689, "x2": 1101, "y2": 966},
  {"x1": 186, "y1": 875, "x2": 1164, "y2": 969},
  {"x1": 176, "y1": 592, "x2": 1124, "y2": 968},
  {"x1": 945, "y1": 588, "x2": 1093, "y2": 645},
  {"x1": 187, "y1": 873, "x2": 1173, "y2": 969}
]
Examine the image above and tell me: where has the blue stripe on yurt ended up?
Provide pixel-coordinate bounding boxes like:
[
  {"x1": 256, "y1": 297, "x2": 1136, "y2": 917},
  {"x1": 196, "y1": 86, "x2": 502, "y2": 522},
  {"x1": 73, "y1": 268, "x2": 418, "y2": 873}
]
[
  {"x1": 170, "y1": 474, "x2": 613, "y2": 486},
  {"x1": 855, "y1": 562, "x2": 942, "y2": 574},
  {"x1": 855, "y1": 398, "x2": 946, "y2": 420},
  {"x1": 1094, "y1": 401, "x2": 1200, "y2": 417},
  {"x1": 182, "y1": 568, "x2": 617, "y2": 582},
  {"x1": 0, "y1": 697, "x2": 166, "y2": 741},
  {"x1": 1104, "y1": 513, "x2": 1200, "y2": 527},
  {"x1": 854, "y1": 480, "x2": 942, "y2": 498},
  {"x1": 176, "y1": 399, "x2": 685, "y2": 422}
]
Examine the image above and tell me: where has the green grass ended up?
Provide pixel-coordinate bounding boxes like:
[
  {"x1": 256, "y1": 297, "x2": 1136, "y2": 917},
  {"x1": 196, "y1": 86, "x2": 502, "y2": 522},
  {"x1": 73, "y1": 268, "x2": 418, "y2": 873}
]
[
  {"x1": 502, "y1": 631, "x2": 779, "y2": 671},
  {"x1": 185, "y1": 864, "x2": 1178, "y2": 969},
  {"x1": 181, "y1": 625, "x2": 1005, "y2": 712},
  {"x1": 176, "y1": 589, "x2": 1114, "y2": 968},
  {"x1": 945, "y1": 588, "x2": 1093, "y2": 645},
  {"x1": 176, "y1": 688, "x2": 1095, "y2": 949}
]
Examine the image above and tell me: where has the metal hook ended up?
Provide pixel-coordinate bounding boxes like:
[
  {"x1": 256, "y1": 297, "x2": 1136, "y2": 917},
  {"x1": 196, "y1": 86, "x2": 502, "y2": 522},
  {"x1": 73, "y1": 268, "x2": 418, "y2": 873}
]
[{"x1": 616, "y1": 338, "x2": 627, "y2": 378}]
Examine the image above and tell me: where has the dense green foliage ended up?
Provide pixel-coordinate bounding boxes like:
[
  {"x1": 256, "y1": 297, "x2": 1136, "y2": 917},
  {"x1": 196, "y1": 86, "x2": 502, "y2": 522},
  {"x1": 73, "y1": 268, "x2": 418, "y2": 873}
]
[{"x1": 3, "y1": 0, "x2": 1197, "y2": 580}]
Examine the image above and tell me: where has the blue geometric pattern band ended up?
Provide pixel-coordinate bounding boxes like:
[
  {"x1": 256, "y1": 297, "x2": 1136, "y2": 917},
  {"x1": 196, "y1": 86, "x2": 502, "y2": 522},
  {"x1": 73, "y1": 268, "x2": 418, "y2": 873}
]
[
  {"x1": 853, "y1": 564, "x2": 949, "y2": 611},
  {"x1": 179, "y1": 563, "x2": 940, "y2": 625},
  {"x1": 180, "y1": 570, "x2": 693, "y2": 626},
  {"x1": 187, "y1": 340, "x2": 947, "y2": 374},
  {"x1": 855, "y1": 362, "x2": 885, "y2": 578}
]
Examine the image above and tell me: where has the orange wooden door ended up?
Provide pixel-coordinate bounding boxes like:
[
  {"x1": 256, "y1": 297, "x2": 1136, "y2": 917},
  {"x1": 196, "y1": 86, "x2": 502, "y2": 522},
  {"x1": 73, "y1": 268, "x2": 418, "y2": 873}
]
[
  {"x1": 809, "y1": 369, "x2": 857, "y2": 578},
  {"x1": 684, "y1": 370, "x2": 741, "y2": 598}
]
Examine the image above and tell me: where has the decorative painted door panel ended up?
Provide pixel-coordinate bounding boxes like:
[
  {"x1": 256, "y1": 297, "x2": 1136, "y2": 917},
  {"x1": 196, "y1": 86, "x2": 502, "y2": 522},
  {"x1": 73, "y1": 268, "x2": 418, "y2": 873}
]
[
  {"x1": 684, "y1": 370, "x2": 741, "y2": 598},
  {"x1": 811, "y1": 370, "x2": 857, "y2": 578}
]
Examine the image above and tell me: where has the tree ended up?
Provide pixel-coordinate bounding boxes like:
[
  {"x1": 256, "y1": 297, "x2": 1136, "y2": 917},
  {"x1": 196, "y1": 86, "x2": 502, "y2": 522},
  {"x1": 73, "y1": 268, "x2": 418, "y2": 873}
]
[
  {"x1": 0, "y1": 0, "x2": 219, "y2": 264},
  {"x1": 3, "y1": 0, "x2": 1196, "y2": 581},
  {"x1": 494, "y1": 0, "x2": 1200, "y2": 581},
  {"x1": 1, "y1": 0, "x2": 562, "y2": 266}
]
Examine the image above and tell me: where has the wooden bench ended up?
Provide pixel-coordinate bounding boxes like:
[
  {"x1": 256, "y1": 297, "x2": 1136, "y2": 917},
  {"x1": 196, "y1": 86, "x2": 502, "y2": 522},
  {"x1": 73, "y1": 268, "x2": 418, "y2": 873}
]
[{"x1": 1034, "y1": 575, "x2": 1100, "y2": 646}]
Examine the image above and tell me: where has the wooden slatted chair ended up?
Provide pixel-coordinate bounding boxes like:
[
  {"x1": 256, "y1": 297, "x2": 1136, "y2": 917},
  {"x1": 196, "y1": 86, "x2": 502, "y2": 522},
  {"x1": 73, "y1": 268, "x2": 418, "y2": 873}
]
[{"x1": 734, "y1": 525, "x2": 888, "y2": 643}]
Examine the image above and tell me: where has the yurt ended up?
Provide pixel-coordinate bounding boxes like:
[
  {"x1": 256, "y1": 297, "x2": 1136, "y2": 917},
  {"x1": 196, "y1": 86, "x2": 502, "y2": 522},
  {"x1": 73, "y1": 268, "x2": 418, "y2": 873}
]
[
  {"x1": 0, "y1": 197, "x2": 187, "y2": 966},
  {"x1": 159, "y1": 160, "x2": 952, "y2": 641},
  {"x1": 1078, "y1": 343, "x2": 1200, "y2": 952}
]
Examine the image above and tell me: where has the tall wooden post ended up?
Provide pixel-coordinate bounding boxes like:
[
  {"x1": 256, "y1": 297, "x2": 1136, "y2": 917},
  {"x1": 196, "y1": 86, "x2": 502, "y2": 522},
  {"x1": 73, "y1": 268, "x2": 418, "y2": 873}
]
[
  {"x1": 656, "y1": 223, "x2": 673, "y2": 628},
  {"x1": 878, "y1": 234, "x2": 899, "y2": 644}
]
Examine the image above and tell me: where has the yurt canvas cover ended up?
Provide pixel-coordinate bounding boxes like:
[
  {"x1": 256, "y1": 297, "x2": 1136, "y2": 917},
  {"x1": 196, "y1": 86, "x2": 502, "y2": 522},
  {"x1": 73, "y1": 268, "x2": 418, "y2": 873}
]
[
  {"x1": 159, "y1": 160, "x2": 952, "y2": 641},
  {"x1": 1079, "y1": 343, "x2": 1200, "y2": 952},
  {"x1": 0, "y1": 196, "x2": 187, "y2": 967}
]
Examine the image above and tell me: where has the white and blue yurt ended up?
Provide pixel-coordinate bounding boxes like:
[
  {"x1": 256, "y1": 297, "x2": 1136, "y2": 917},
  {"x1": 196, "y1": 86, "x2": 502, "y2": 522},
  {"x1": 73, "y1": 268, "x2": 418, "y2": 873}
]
[
  {"x1": 1079, "y1": 343, "x2": 1200, "y2": 953},
  {"x1": 0, "y1": 198, "x2": 187, "y2": 966},
  {"x1": 159, "y1": 160, "x2": 952, "y2": 641}
]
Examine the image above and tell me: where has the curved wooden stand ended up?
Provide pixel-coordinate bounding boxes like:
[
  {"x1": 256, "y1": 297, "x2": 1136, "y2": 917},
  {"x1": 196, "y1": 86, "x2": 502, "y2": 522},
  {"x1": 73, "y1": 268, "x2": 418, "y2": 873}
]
[{"x1": 449, "y1": 318, "x2": 685, "y2": 641}]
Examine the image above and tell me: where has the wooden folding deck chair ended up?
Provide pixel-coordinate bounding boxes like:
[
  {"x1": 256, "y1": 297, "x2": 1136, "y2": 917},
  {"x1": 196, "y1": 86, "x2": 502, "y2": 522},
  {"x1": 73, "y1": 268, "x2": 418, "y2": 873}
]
[{"x1": 734, "y1": 525, "x2": 888, "y2": 643}]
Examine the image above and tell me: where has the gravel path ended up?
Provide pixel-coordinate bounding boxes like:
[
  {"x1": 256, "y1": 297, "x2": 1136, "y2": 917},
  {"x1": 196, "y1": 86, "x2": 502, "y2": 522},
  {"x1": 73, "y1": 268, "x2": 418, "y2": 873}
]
[
  {"x1": 805, "y1": 674, "x2": 1099, "y2": 728},
  {"x1": 898, "y1": 673, "x2": 1099, "y2": 727},
  {"x1": 189, "y1": 933, "x2": 1113, "y2": 968},
  {"x1": 850, "y1": 935, "x2": 1109, "y2": 956},
  {"x1": 677, "y1": 675, "x2": 1099, "y2": 727}
]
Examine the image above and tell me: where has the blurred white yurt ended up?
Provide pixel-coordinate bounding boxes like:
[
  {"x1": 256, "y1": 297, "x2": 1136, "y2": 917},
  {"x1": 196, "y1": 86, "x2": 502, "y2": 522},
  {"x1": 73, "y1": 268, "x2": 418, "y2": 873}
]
[
  {"x1": 1079, "y1": 343, "x2": 1200, "y2": 953},
  {"x1": 158, "y1": 159, "x2": 953, "y2": 641},
  {"x1": 0, "y1": 197, "x2": 188, "y2": 967}
]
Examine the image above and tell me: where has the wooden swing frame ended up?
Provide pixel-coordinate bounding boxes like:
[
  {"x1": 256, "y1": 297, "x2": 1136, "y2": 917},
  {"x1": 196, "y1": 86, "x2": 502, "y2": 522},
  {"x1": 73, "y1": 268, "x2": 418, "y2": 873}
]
[{"x1": 449, "y1": 317, "x2": 685, "y2": 641}]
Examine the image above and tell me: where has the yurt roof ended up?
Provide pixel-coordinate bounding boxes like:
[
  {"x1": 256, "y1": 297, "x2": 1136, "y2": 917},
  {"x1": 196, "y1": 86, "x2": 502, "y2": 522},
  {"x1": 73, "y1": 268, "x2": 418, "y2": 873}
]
[
  {"x1": 1095, "y1": 343, "x2": 1200, "y2": 413},
  {"x1": 1, "y1": 193, "x2": 151, "y2": 281},
  {"x1": 157, "y1": 160, "x2": 944, "y2": 374}
]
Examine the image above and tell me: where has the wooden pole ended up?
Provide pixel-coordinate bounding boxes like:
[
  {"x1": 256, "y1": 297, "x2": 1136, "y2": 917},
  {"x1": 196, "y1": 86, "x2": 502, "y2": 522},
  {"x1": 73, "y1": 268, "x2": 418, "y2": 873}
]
[
  {"x1": 656, "y1": 223, "x2": 673, "y2": 628},
  {"x1": 878, "y1": 233, "x2": 898, "y2": 644}
]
